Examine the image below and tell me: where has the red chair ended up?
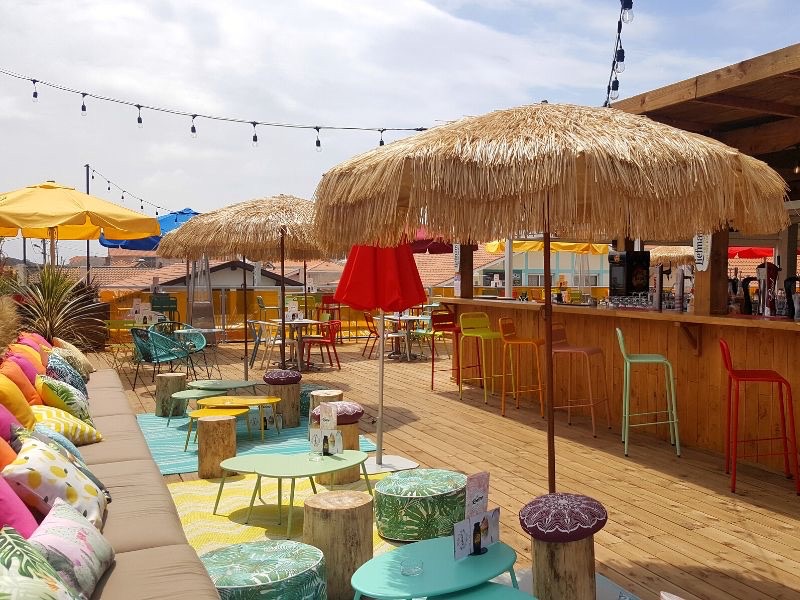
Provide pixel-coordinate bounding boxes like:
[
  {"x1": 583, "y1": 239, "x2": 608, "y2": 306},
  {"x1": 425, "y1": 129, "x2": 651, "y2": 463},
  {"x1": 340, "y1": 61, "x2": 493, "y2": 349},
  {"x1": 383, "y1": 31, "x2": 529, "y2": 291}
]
[
  {"x1": 315, "y1": 294, "x2": 343, "y2": 343},
  {"x1": 430, "y1": 309, "x2": 461, "y2": 390},
  {"x1": 304, "y1": 321, "x2": 341, "y2": 370},
  {"x1": 362, "y1": 312, "x2": 380, "y2": 358},
  {"x1": 720, "y1": 338, "x2": 799, "y2": 494}
]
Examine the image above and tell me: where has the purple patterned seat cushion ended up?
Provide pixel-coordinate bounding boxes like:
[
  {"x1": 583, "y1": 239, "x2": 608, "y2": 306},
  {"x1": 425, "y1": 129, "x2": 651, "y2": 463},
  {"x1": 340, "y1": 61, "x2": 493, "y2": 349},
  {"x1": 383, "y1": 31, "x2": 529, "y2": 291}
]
[
  {"x1": 519, "y1": 493, "x2": 607, "y2": 543},
  {"x1": 311, "y1": 401, "x2": 364, "y2": 425},
  {"x1": 263, "y1": 369, "x2": 302, "y2": 385}
]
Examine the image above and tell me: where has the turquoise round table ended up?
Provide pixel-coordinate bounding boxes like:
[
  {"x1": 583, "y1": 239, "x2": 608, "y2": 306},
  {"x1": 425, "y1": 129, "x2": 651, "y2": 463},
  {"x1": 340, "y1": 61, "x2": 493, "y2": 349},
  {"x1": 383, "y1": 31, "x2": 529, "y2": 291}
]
[
  {"x1": 434, "y1": 582, "x2": 533, "y2": 599},
  {"x1": 351, "y1": 535, "x2": 517, "y2": 600},
  {"x1": 188, "y1": 379, "x2": 261, "y2": 393}
]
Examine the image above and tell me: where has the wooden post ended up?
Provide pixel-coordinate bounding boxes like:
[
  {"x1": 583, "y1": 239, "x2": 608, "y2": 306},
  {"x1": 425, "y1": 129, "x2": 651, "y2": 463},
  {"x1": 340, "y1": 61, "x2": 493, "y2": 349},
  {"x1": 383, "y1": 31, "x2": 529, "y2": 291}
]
[
  {"x1": 198, "y1": 416, "x2": 236, "y2": 479},
  {"x1": 533, "y1": 536, "x2": 596, "y2": 599},
  {"x1": 693, "y1": 229, "x2": 729, "y2": 316},
  {"x1": 315, "y1": 423, "x2": 360, "y2": 485},
  {"x1": 458, "y1": 244, "x2": 474, "y2": 298},
  {"x1": 303, "y1": 491, "x2": 373, "y2": 600},
  {"x1": 309, "y1": 389, "x2": 344, "y2": 415},
  {"x1": 267, "y1": 382, "x2": 301, "y2": 428},
  {"x1": 155, "y1": 372, "x2": 187, "y2": 417},
  {"x1": 776, "y1": 224, "x2": 798, "y2": 285}
]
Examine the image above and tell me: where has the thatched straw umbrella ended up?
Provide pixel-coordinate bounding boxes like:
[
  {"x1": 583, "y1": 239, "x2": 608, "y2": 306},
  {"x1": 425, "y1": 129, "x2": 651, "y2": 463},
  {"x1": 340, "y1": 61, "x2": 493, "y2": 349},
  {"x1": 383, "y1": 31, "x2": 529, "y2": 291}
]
[
  {"x1": 158, "y1": 195, "x2": 323, "y2": 377},
  {"x1": 648, "y1": 246, "x2": 695, "y2": 268},
  {"x1": 313, "y1": 102, "x2": 789, "y2": 493}
]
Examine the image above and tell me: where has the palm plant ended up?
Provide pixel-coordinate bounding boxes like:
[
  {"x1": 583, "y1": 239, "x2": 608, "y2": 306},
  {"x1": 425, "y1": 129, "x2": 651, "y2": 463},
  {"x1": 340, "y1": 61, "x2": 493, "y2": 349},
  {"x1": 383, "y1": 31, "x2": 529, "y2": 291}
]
[{"x1": 10, "y1": 266, "x2": 102, "y2": 345}]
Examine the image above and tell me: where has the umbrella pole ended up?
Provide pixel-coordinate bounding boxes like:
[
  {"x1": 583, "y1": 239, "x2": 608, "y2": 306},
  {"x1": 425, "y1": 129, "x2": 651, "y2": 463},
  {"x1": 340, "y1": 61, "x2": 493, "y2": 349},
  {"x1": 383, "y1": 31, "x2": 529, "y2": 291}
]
[
  {"x1": 544, "y1": 194, "x2": 556, "y2": 493},
  {"x1": 377, "y1": 309, "x2": 385, "y2": 465},
  {"x1": 243, "y1": 255, "x2": 249, "y2": 380},
  {"x1": 303, "y1": 260, "x2": 308, "y2": 319},
  {"x1": 280, "y1": 228, "x2": 287, "y2": 369}
]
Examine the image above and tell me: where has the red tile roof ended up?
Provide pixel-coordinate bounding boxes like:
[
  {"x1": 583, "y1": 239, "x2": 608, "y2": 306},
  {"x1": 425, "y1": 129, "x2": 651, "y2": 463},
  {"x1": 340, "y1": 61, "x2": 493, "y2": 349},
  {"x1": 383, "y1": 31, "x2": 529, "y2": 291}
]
[{"x1": 413, "y1": 245, "x2": 500, "y2": 288}]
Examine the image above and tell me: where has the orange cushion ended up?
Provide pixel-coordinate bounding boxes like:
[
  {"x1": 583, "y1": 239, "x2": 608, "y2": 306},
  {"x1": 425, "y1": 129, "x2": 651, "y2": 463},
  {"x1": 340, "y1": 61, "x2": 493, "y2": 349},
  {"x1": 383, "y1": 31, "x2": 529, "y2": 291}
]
[
  {"x1": 7, "y1": 344, "x2": 45, "y2": 374},
  {"x1": 0, "y1": 373, "x2": 35, "y2": 429},
  {"x1": 0, "y1": 361, "x2": 42, "y2": 405},
  {"x1": 0, "y1": 437, "x2": 16, "y2": 470}
]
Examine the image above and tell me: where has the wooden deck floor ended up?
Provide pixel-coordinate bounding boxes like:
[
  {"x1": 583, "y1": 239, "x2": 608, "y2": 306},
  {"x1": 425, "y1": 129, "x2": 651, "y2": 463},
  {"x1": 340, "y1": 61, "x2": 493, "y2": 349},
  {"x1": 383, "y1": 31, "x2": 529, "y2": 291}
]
[{"x1": 90, "y1": 339, "x2": 800, "y2": 600}]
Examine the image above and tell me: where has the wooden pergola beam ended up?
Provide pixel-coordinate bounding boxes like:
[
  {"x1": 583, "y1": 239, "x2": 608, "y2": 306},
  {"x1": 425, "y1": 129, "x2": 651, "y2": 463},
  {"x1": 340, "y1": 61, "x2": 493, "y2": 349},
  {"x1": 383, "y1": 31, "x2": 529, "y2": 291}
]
[
  {"x1": 693, "y1": 94, "x2": 800, "y2": 118},
  {"x1": 716, "y1": 117, "x2": 800, "y2": 156}
]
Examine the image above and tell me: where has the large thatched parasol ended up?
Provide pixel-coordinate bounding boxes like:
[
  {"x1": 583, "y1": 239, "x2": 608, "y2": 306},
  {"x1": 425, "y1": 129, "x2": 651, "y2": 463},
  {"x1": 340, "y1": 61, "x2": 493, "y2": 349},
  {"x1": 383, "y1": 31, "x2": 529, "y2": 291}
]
[
  {"x1": 313, "y1": 102, "x2": 789, "y2": 493},
  {"x1": 158, "y1": 195, "x2": 323, "y2": 376},
  {"x1": 648, "y1": 246, "x2": 695, "y2": 268}
]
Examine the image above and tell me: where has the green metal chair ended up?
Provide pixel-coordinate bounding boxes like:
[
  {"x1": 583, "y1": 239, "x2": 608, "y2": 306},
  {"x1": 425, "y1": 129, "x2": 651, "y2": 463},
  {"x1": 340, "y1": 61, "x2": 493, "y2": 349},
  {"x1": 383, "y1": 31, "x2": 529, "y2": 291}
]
[
  {"x1": 459, "y1": 312, "x2": 503, "y2": 404},
  {"x1": 615, "y1": 327, "x2": 680, "y2": 457},
  {"x1": 148, "y1": 321, "x2": 209, "y2": 378},
  {"x1": 150, "y1": 293, "x2": 180, "y2": 322},
  {"x1": 130, "y1": 327, "x2": 192, "y2": 387}
]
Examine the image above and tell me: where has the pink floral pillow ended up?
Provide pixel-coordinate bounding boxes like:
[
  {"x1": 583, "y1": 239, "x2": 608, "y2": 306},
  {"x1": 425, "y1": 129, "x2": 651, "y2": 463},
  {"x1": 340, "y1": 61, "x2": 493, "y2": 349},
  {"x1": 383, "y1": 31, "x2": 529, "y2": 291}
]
[{"x1": 29, "y1": 498, "x2": 114, "y2": 600}]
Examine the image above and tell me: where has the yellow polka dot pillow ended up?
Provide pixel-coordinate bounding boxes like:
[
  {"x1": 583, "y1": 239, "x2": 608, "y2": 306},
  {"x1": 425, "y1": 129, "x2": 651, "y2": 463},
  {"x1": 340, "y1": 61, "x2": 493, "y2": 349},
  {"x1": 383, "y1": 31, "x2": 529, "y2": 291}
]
[
  {"x1": 1, "y1": 436, "x2": 107, "y2": 528},
  {"x1": 31, "y1": 406, "x2": 102, "y2": 446}
]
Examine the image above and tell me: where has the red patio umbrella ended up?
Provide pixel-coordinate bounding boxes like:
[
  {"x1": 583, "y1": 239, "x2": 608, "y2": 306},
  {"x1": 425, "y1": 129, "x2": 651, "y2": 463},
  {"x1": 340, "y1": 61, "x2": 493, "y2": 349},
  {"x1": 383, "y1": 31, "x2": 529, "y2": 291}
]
[
  {"x1": 335, "y1": 243, "x2": 426, "y2": 472},
  {"x1": 728, "y1": 246, "x2": 774, "y2": 259}
]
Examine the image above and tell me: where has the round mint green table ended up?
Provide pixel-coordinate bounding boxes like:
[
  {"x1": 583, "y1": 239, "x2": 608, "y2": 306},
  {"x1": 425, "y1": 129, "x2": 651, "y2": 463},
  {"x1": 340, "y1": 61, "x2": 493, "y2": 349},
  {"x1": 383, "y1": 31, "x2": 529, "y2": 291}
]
[
  {"x1": 188, "y1": 379, "x2": 260, "y2": 393},
  {"x1": 201, "y1": 539, "x2": 325, "y2": 600},
  {"x1": 351, "y1": 535, "x2": 517, "y2": 600},
  {"x1": 213, "y1": 451, "x2": 372, "y2": 539},
  {"x1": 434, "y1": 582, "x2": 532, "y2": 599}
]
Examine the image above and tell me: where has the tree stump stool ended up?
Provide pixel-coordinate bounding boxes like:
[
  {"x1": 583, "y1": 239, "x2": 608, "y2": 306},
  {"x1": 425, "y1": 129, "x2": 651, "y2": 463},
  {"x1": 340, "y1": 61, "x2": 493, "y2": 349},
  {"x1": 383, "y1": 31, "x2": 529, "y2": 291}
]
[
  {"x1": 303, "y1": 491, "x2": 373, "y2": 600},
  {"x1": 263, "y1": 369, "x2": 302, "y2": 428},
  {"x1": 198, "y1": 415, "x2": 237, "y2": 479},
  {"x1": 310, "y1": 401, "x2": 364, "y2": 485},
  {"x1": 309, "y1": 389, "x2": 344, "y2": 415},
  {"x1": 155, "y1": 372, "x2": 187, "y2": 417},
  {"x1": 518, "y1": 493, "x2": 608, "y2": 600}
]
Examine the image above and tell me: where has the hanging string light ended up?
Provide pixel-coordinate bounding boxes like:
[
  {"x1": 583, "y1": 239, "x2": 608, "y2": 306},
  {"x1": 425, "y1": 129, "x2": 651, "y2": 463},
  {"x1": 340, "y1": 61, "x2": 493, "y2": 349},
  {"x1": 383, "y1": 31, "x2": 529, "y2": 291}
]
[
  {"x1": 603, "y1": 0, "x2": 634, "y2": 107},
  {"x1": 251, "y1": 121, "x2": 258, "y2": 147},
  {"x1": 379, "y1": 128, "x2": 386, "y2": 146},
  {"x1": 91, "y1": 167, "x2": 172, "y2": 216},
  {"x1": 2, "y1": 67, "x2": 426, "y2": 147},
  {"x1": 80, "y1": 93, "x2": 87, "y2": 116}
]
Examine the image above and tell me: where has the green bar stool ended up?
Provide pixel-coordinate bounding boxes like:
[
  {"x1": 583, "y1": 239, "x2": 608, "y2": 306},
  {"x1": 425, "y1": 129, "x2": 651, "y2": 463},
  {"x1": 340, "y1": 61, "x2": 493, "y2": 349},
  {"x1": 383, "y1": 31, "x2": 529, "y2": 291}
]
[
  {"x1": 615, "y1": 327, "x2": 680, "y2": 457},
  {"x1": 459, "y1": 312, "x2": 503, "y2": 404}
]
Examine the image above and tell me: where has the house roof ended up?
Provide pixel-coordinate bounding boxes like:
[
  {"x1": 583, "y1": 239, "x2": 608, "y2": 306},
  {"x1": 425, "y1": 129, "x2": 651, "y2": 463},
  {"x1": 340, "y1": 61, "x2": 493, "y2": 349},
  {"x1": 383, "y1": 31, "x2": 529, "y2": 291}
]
[
  {"x1": 413, "y1": 245, "x2": 499, "y2": 288},
  {"x1": 281, "y1": 259, "x2": 345, "y2": 273},
  {"x1": 27, "y1": 267, "x2": 143, "y2": 287},
  {"x1": 106, "y1": 260, "x2": 302, "y2": 290}
]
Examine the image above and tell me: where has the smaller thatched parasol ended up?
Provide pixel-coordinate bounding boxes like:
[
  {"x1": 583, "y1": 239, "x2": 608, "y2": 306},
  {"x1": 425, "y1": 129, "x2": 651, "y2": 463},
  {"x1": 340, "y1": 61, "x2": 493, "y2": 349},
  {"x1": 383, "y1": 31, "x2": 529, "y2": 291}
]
[
  {"x1": 158, "y1": 195, "x2": 325, "y2": 376},
  {"x1": 648, "y1": 246, "x2": 695, "y2": 268}
]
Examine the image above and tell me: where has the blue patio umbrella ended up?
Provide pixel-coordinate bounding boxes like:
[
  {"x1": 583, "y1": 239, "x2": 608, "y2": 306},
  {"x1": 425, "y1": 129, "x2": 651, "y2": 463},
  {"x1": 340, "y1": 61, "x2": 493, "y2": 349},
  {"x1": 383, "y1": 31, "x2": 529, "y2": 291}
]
[{"x1": 99, "y1": 208, "x2": 199, "y2": 250}]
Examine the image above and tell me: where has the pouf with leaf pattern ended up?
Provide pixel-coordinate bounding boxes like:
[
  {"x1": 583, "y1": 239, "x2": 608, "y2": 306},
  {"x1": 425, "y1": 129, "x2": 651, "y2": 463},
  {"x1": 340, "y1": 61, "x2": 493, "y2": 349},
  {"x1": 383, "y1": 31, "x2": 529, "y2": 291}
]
[
  {"x1": 200, "y1": 540, "x2": 325, "y2": 600},
  {"x1": 375, "y1": 468, "x2": 467, "y2": 541}
]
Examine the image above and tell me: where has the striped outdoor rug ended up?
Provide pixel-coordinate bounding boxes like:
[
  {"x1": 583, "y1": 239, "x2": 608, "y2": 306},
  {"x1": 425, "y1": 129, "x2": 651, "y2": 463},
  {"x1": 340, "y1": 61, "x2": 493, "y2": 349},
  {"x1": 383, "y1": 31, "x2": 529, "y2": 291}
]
[{"x1": 137, "y1": 412, "x2": 377, "y2": 475}]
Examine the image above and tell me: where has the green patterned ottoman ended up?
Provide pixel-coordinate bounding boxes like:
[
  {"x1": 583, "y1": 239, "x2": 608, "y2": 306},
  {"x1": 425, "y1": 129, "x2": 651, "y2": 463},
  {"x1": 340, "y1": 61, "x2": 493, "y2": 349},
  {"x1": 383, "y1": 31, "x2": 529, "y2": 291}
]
[
  {"x1": 375, "y1": 468, "x2": 467, "y2": 541},
  {"x1": 200, "y1": 540, "x2": 326, "y2": 600}
]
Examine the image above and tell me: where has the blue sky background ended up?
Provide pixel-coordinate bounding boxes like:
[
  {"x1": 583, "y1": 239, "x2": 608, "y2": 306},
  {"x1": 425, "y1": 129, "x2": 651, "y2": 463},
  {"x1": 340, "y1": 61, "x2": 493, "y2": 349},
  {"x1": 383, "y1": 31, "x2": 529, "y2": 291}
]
[{"x1": 0, "y1": 0, "x2": 796, "y2": 260}]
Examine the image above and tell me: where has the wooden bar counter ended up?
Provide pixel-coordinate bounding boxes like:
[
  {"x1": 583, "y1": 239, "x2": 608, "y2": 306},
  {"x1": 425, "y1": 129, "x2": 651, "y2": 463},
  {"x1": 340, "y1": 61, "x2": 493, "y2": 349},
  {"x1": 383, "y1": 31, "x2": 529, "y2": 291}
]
[{"x1": 438, "y1": 296, "x2": 800, "y2": 474}]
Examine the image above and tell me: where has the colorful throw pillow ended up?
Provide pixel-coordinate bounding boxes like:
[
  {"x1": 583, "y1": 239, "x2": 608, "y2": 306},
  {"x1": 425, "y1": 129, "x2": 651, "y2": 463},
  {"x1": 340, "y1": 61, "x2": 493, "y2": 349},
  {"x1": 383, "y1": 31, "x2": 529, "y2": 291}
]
[
  {"x1": 29, "y1": 499, "x2": 114, "y2": 600},
  {"x1": 18, "y1": 335, "x2": 50, "y2": 367},
  {"x1": 50, "y1": 347, "x2": 91, "y2": 383},
  {"x1": 8, "y1": 343, "x2": 45, "y2": 373},
  {"x1": 2, "y1": 437, "x2": 107, "y2": 528},
  {"x1": 37, "y1": 377, "x2": 93, "y2": 427},
  {"x1": 32, "y1": 425, "x2": 83, "y2": 462},
  {"x1": 0, "y1": 437, "x2": 16, "y2": 471},
  {"x1": 31, "y1": 406, "x2": 102, "y2": 446},
  {"x1": 46, "y1": 354, "x2": 88, "y2": 397},
  {"x1": 22, "y1": 331, "x2": 53, "y2": 350},
  {"x1": 0, "y1": 373, "x2": 35, "y2": 429},
  {"x1": 0, "y1": 526, "x2": 77, "y2": 599},
  {"x1": 4, "y1": 352, "x2": 38, "y2": 384},
  {"x1": 0, "y1": 403, "x2": 21, "y2": 442},
  {"x1": 0, "y1": 478, "x2": 38, "y2": 538},
  {"x1": 0, "y1": 359, "x2": 43, "y2": 405},
  {"x1": 52, "y1": 338, "x2": 94, "y2": 377}
]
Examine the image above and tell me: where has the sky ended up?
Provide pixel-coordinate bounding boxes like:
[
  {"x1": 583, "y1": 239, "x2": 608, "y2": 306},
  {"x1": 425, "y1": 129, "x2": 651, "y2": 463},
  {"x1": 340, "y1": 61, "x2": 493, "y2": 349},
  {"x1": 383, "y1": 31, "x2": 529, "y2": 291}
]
[{"x1": 0, "y1": 0, "x2": 796, "y2": 261}]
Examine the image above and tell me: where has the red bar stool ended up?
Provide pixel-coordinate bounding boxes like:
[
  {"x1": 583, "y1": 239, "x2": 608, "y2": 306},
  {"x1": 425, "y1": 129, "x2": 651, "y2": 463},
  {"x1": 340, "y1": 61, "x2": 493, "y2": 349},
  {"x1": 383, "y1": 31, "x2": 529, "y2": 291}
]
[
  {"x1": 719, "y1": 339, "x2": 800, "y2": 494},
  {"x1": 430, "y1": 310, "x2": 460, "y2": 390},
  {"x1": 498, "y1": 317, "x2": 545, "y2": 417}
]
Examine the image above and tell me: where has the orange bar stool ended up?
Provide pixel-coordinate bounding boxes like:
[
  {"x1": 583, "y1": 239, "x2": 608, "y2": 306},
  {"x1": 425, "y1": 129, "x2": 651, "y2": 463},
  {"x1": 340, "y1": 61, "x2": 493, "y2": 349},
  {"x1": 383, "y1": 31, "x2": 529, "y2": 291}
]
[
  {"x1": 430, "y1": 310, "x2": 461, "y2": 390},
  {"x1": 551, "y1": 322, "x2": 611, "y2": 437},
  {"x1": 458, "y1": 312, "x2": 503, "y2": 404},
  {"x1": 498, "y1": 317, "x2": 545, "y2": 417},
  {"x1": 720, "y1": 339, "x2": 800, "y2": 494}
]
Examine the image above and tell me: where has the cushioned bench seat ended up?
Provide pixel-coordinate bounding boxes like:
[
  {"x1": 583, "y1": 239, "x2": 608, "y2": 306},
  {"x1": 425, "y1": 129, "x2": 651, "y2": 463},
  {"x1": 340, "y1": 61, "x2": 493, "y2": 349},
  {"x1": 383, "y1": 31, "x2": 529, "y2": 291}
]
[{"x1": 79, "y1": 414, "x2": 156, "y2": 465}]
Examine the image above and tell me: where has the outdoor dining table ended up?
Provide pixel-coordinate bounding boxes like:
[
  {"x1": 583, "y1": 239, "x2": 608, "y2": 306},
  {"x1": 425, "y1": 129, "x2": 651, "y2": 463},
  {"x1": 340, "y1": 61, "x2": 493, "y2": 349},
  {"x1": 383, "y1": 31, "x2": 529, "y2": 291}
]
[
  {"x1": 174, "y1": 327, "x2": 224, "y2": 378},
  {"x1": 269, "y1": 318, "x2": 322, "y2": 372},
  {"x1": 213, "y1": 450, "x2": 372, "y2": 538},
  {"x1": 350, "y1": 534, "x2": 517, "y2": 600},
  {"x1": 383, "y1": 314, "x2": 430, "y2": 361}
]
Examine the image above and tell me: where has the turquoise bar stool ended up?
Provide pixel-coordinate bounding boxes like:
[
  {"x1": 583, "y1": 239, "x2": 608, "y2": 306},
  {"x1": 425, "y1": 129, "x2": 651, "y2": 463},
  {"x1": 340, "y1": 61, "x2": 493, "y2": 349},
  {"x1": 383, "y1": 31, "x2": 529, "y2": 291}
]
[
  {"x1": 615, "y1": 327, "x2": 680, "y2": 457},
  {"x1": 459, "y1": 312, "x2": 503, "y2": 404}
]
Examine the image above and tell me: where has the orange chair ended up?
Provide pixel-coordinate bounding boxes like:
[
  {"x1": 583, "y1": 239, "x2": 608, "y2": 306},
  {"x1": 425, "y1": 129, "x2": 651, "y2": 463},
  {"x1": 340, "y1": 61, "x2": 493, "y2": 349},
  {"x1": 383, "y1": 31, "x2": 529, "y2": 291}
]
[
  {"x1": 498, "y1": 317, "x2": 545, "y2": 417},
  {"x1": 304, "y1": 321, "x2": 342, "y2": 370},
  {"x1": 720, "y1": 338, "x2": 799, "y2": 494}
]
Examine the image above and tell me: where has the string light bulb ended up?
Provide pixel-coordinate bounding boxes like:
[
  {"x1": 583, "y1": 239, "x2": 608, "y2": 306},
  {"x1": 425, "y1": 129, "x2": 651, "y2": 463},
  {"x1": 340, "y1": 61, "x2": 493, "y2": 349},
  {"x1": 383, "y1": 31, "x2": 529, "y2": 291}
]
[
  {"x1": 136, "y1": 104, "x2": 143, "y2": 128},
  {"x1": 31, "y1": 79, "x2": 38, "y2": 102},
  {"x1": 107, "y1": 182, "x2": 111, "y2": 191},
  {"x1": 621, "y1": 0, "x2": 634, "y2": 23},
  {"x1": 615, "y1": 48, "x2": 626, "y2": 73},
  {"x1": 190, "y1": 115, "x2": 197, "y2": 138},
  {"x1": 81, "y1": 93, "x2": 87, "y2": 116},
  {"x1": 156, "y1": 210, "x2": 159, "y2": 216},
  {"x1": 121, "y1": 191, "x2": 125, "y2": 201},
  {"x1": 379, "y1": 129, "x2": 385, "y2": 146},
  {"x1": 251, "y1": 122, "x2": 258, "y2": 147},
  {"x1": 610, "y1": 78, "x2": 620, "y2": 100},
  {"x1": 315, "y1": 127, "x2": 322, "y2": 152}
]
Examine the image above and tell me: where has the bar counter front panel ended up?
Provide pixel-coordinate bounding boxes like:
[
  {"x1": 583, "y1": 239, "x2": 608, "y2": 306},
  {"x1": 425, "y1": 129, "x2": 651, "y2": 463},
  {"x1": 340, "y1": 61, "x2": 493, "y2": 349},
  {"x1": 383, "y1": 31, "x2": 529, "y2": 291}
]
[{"x1": 438, "y1": 297, "x2": 799, "y2": 474}]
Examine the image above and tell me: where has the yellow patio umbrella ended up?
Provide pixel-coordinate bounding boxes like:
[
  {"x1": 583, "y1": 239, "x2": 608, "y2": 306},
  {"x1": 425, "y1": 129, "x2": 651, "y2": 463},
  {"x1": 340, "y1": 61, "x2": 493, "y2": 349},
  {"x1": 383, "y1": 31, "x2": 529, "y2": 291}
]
[
  {"x1": 0, "y1": 181, "x2": 160, "y2": 264},
  {"x1": 485, "y1": 240, "x2": 609, "y2": 255}
]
